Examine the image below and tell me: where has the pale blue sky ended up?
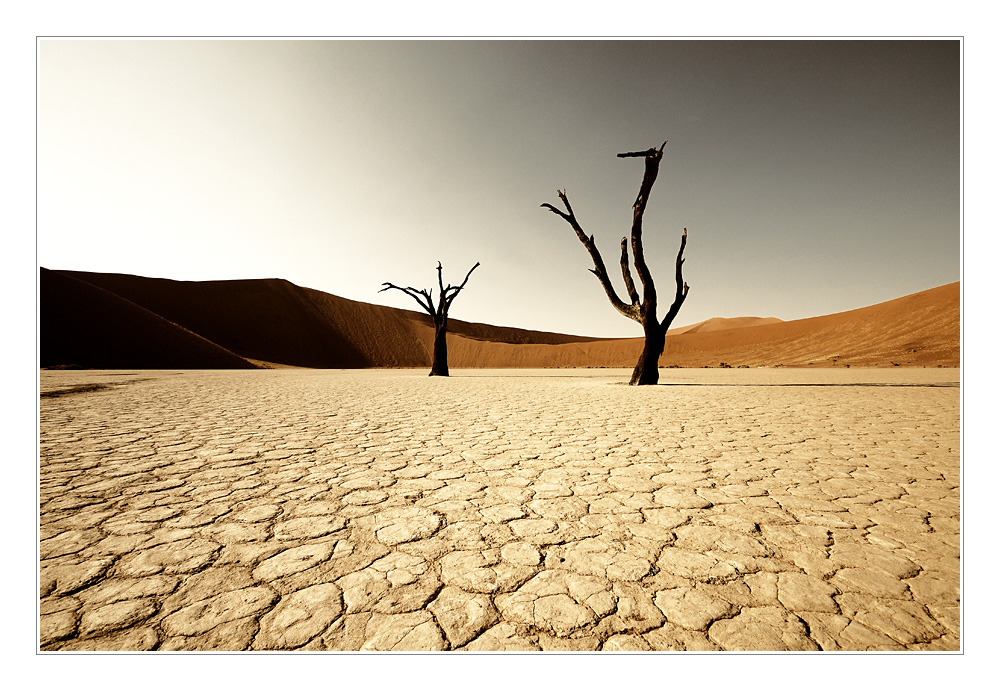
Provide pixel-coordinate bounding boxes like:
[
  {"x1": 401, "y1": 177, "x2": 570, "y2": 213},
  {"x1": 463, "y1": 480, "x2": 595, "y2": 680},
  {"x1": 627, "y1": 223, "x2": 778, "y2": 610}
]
[{"x1": 38, "y1": 39, "x2": 959, "y2": 337}]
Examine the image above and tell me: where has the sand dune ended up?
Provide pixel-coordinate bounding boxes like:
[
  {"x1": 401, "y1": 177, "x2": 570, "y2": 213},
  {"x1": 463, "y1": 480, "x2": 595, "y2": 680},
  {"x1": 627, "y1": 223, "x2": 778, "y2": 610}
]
[
  {"x1": 40, "y1": 268, "x2": 959, "y2": 369},
  {"x1": 40, "y1": 268, "x2": 255, "y2": 369},
  {"x1": 667, "y1": 316, "x2": 784, "y2": 335},
  {"x1": 661, "y1": 282, "x2": 959, "y2": 368},
  {"x1": 441, "y1": 283, "x2": 958, "y2": 369}
]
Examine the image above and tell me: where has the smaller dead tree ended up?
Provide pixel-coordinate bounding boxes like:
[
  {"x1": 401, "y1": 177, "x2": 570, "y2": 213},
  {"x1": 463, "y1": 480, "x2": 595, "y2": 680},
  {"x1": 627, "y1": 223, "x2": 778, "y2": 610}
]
[
  {"x1": 542, "y1": 141, "x2": 689, "y2": 385},
  {"x1": 380, "y1": 261, "x2": 480, "y2": 377}
]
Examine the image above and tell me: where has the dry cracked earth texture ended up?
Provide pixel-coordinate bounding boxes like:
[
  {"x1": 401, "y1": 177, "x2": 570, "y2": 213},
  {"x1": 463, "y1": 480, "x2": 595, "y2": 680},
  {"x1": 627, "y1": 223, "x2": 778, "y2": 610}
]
[{"x1": 38, "y1": 368, "x2": 960, "y2": 652}]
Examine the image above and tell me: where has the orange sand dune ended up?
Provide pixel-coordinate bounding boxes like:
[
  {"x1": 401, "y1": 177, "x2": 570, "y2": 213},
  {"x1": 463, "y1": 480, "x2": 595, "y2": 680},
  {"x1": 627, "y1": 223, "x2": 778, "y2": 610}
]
[
  {"x1": 664, "y1": 282, "x2": 959, "y2": 367},
  {"x1": 41, "y1": 269, "x2": 958, "y2": 369},
  {"x1": 439, "y1": 283, "x2": 959, "y2": 369}
]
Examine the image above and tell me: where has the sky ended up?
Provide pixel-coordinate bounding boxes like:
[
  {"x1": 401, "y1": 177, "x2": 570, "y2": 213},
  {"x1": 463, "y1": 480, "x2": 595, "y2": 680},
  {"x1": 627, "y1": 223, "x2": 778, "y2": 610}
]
[{"x1": 37, "y1": 38, "x2": 960, "y2": 338}]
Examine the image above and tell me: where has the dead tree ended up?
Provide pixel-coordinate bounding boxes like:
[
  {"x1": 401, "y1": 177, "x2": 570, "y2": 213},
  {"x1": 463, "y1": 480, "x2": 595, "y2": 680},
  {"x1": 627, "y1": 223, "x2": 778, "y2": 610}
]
[
  {"x1": 542, "y1": 142, "x2": 689, "y2": 386},
  {"x1": 380, "y1": 261, "x2": 480, "y2": 377}
]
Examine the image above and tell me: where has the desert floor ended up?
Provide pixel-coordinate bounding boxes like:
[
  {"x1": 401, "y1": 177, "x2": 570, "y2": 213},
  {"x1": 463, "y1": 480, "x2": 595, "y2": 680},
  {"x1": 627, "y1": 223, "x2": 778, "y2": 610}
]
[{"x1": 38, "y1": 368, "x2": 960, "y2": 651}]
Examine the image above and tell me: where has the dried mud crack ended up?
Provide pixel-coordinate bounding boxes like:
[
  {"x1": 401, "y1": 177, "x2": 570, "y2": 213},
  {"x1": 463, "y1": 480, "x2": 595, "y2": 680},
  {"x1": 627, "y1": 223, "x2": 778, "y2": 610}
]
[{"x1": 39, "y1": 368, "x2": 960, "y2": 651}]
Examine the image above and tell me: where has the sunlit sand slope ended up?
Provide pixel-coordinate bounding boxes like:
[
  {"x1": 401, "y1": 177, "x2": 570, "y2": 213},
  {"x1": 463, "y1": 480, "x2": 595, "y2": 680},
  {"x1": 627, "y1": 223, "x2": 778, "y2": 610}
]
[{"x1": 437, "y1": 283, "x2": 959, "y2": 369}]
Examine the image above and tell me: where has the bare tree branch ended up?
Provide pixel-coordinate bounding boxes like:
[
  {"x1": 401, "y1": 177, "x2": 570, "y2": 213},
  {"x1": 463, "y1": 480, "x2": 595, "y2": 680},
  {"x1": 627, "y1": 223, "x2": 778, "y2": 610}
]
[
  {"x1": 379, "y1": 282, "x2": 435, "y2": 317},
  {"x1": 660, "y1": 228, "x2": 690, "y2": 331},
  {"x1": 435, "y1": 262, "x2": 447, "y2": 318},
  {"x1": 444, "y1": 262, "x2": 480, "y2": 308},
  {"x1": 541, "y1": 190, "x2": 638, "y2": 321},
  {"x1": 616, "y1": 141, "x2": 666, "y2": 159},
  {"x1": 624, "y1": 142, "x2": 667, "y2": 303},
  {"x1": 619, "y1": 237, "x2": 640, "y2": 306}
]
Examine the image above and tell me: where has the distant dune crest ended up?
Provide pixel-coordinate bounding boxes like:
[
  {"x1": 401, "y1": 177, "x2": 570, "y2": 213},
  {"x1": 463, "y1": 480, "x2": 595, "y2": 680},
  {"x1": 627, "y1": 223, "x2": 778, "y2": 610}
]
[
  {"x1": 40, "y1": 269, "x2": 959, "y2": 369},
  {"x1": 667, "y1": 316, "x2": 784, "y2": 335}
]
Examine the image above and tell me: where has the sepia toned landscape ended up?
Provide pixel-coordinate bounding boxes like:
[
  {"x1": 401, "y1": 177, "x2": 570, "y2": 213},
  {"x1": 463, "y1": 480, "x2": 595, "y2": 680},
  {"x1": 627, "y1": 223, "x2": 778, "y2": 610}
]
[
  {"x1": 39, "y1": 275, "x2": 960, "y2": 651},
  {"x1": 37, "y1": 38, "x2": 961, "y2": 657}
]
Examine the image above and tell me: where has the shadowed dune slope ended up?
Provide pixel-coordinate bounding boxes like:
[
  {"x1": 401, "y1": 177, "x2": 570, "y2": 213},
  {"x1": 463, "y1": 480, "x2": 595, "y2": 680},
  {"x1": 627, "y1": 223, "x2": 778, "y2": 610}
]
[
  {"x1": 40, "y1": 268, "x2": 256, "y2": 369},
  {"x1": 54, "y1": 271, "x2": 426, "y2": 368},
  {"x1": 48, "y1": 271, "x2": 604, "y2": 369},
  {"x1": 43, "y1": 269, "x2": 959, "y2": 369}
]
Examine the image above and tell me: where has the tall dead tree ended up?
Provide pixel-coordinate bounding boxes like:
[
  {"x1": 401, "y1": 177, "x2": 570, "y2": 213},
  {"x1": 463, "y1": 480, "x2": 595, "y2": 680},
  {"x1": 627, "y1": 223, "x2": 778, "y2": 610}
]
[
  {"x1": 380, "y1": 261, "x2": 480, "y2": 377},
  {"x1": 542, "y1": 141, "x2": 689, "y2": 386}
]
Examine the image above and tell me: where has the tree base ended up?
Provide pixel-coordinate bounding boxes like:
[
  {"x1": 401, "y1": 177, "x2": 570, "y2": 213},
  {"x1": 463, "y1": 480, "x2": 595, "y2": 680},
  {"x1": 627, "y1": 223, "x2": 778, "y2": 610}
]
[{"x1": 629, "y1": 331, "x2": 664, "y2": 385}]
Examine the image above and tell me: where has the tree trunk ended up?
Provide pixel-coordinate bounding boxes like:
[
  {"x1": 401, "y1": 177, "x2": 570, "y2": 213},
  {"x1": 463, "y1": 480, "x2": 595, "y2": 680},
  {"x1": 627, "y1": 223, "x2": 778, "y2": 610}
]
[
  {"x1": 429, "y1": 322, "x2": 449, "y2": 377},
  {"x1": 629, "y1": 324, "x2": 666, "y2": 386}
]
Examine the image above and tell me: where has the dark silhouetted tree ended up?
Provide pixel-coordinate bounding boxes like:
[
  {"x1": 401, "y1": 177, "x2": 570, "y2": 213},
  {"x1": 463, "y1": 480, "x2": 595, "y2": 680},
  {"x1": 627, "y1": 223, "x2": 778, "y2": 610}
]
[
  {"x1": 380, "y1": 261, "x2": 480, "y2": 376},
  {"x1": 542, "y1": 142, "x2": 689, "y2": 386}
]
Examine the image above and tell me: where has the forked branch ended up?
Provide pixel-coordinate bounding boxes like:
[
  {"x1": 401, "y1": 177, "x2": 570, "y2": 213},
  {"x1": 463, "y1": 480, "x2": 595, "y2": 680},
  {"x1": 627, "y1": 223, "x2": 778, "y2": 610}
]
[
  {"x1": 379, "y1": 282, "x2": 435, "y2": 318},
  {"x1": 621, "y1": 141, "x2": 667, "y2": 301},
  {"x1": 443, "y1": 262, "x2": 480, "y2": 309},
  {"x1": 541, "y1": 190, "x2": 638, "y2": 321},
  {"x1": 381, "y1": 261, "x2": 480, "y2": 324}
]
